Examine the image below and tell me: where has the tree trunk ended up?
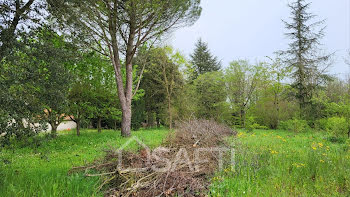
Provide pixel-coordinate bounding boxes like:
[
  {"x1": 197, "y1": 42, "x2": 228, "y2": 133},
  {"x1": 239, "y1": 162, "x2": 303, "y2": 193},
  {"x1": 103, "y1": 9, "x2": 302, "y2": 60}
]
[
  {"x1": 97, "y1": 117, "x2": 102, "y2": 133},
  {"x1": 121, "y1": 104, "x2": 131, "y2": 137},
  {"x1": 168, "y1": 96, "x2": 172, "y2": 130},
  {"x1": 147, "y1": 111, "x2": 155, "y2": 128},
  {"x1": 50, "y1": 123, "x2": 58, "y2": 137},
  {"x1": 156, "y1": 114, "x2": 160, "y2": 128},
  {"x1": 76, "y1": 120, "x2": 80, "y2": 136},
  {"x1": 241, "y1": 109, "x2": 246, "y2": 128}
]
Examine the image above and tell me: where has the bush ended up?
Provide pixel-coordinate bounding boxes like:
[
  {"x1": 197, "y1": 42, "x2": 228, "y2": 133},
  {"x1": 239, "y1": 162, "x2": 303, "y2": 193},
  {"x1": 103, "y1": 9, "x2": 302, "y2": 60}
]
[
  {"x1": 279, "y1": 119, "x2": 310, "y2": 133},
  {"x1": 317, "y1": 117, "x2": 348, "y2": 138},
  {"x1": 245, "y1": 116, "x2": 268, "y2": 132}
]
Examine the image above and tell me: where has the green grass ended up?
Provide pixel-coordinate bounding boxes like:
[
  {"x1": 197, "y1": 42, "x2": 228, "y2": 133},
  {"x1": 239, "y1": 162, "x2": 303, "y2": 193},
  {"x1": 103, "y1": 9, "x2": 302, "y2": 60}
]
[
  {"x1": 210, "y1": 130, "x2": 350, "y2": 196},
  {"x1": 0, "y1": 128, "x2": 168, "y2": 197}
]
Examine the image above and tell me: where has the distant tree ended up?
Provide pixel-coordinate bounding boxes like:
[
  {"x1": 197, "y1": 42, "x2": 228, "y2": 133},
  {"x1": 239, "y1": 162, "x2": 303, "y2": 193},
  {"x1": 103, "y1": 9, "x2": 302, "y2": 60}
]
[
  {"x1": 136, "y1": 47, "x2": 184, "y2": 129},
  {"x1": 190, "y1": 38, "x2": 221, "y2": 80},
  {"x1": 49, "y1": 0, "x2": 202, "y2": 137},
  {"x1": 225, "y1": 60, "x2": 268, "y2": 127},
  {"x1": 279, "y1": 0, "x2": 332, "y2": 118},
  {"x1": 67, "y1": 83, "x2": 95, "y2": 136},
  {"x1": 194, "y1": 71, "x2": 227, "y2": 121},
  {"x1": 251, "y1": 58, "x2": 295, "y2": 129},
  {"x1": 69, "y1": 51, "x2": 122, "y2": 134}
]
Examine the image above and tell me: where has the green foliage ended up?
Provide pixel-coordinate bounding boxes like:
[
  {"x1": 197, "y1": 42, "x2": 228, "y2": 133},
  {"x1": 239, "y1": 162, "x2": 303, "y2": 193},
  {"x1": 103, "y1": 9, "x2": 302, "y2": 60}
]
[
  {"x1": 189, "y1": 38, "x2": 221, "y2": 80},
  {"x1": 317, "y1": 117, "x2": 348, "y2": 138},
  {"x1": 279, "y1": 118, "x2": 310, "y2": 133},
  {"x1": 193, "y1": 71, "x2": 228, "y2": 121},
  {"x1": 136, "y1": 46, "x2": 185, "y2": 127}
]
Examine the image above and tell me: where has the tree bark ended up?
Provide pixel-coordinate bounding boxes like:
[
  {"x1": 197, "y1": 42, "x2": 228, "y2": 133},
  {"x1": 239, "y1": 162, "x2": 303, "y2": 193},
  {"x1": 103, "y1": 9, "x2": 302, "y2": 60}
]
[
  {"x1": 97, "y1": 117, "x2": 102, "y2": 133},
  {"x1": 121, "y1": 104, "x2": 131, "y2": 137},
  {"x1": 76, "y1": 120, "x2": 80, "y2": 136},
  {"x1": 50, "y1": 123, "x2": 58, "y2": 137},
  {"x1": 156, "y1": 114, "x2": 160, "y2": 128},
  {"x1": 168, "y1": 96, "x2": 173, "y2": 130}
]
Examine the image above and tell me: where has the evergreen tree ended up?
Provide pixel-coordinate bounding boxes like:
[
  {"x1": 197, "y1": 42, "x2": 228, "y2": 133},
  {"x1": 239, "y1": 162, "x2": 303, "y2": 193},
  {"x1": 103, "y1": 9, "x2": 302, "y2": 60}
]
[
  {"x1": 190, "y1": 38, "x2": 221, "y2": 80},
  {"x1": 279, "y1": 0, "x2": 332, "y2": 117}
]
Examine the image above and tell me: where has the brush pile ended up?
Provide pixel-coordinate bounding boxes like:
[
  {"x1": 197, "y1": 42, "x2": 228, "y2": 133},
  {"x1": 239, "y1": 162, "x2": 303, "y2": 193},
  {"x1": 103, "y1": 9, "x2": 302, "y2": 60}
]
[{"x1": 71, "y1": 119, "x2": 236, "y2": 197}]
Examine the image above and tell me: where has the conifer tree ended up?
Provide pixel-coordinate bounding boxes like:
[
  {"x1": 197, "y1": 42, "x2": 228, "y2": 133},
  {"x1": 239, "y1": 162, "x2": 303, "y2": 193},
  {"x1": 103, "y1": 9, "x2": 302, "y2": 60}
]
[
  {"x1": 279, "y1": 0, "x2": 332, "y2": 117},
  {"x1": 190, "y1": 38, "x2": 221, "y2": 80}
]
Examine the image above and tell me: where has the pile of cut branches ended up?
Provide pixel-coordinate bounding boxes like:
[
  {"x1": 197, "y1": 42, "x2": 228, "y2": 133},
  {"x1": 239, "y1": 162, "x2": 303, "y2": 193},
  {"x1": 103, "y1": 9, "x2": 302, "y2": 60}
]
[{"x1": 70, "y1": 119, "x2": 236, "y2": 196}]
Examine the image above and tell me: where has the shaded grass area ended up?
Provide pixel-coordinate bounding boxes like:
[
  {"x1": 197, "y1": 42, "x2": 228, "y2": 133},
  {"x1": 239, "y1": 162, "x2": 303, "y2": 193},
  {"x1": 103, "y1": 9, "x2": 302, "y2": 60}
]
[
  {"x1": 0, "y1": 128, "x2": 168, "y2": 197},
  {"x1": 210, "y1": 130, "x2": 350, "y2": 196}
]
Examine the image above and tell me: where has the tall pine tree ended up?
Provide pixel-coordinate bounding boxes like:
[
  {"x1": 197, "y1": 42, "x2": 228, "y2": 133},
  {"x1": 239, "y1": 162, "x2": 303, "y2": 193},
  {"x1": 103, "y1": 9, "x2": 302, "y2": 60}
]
[
  {"x1": 279, "y1": 0, "x2": 332, "y2": 117},
  {"x1": 190, "y1": 38, "x2": 221, "y2": 80}
]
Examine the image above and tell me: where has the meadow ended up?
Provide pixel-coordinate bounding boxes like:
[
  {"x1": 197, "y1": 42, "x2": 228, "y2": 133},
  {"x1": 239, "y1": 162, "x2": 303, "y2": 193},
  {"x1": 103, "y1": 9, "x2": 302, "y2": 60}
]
[
  {"x1": 1, "y1": 128, "x2": 350, "y2": 196},
  {"x1": 210, "y1": 130, "x2": 350, "y2": 196},
  {"x1": 0, "y1": 129, "x2": 168, "y2": 197}
]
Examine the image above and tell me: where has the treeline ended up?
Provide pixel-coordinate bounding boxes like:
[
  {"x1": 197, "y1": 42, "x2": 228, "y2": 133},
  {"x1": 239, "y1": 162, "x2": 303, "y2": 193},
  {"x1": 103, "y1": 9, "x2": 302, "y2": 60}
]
[{"x1": 135, "y1": 42, "x2": 350, "y2": 139}]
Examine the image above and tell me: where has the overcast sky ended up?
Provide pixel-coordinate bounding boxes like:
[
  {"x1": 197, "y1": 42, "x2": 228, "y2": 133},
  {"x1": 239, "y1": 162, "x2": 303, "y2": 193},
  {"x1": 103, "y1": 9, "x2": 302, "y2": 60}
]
[{"x1": 168, "y1": 0, "x2": 350, "y2": 78}]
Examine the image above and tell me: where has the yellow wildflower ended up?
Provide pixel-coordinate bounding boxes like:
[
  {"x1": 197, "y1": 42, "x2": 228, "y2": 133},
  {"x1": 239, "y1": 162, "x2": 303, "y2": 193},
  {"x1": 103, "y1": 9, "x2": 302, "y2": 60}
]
[
  {"x1": 312, "y1": 146, "x2": 317, "y2": 150},
  {"x1": 318, "y1": 143, "x2": 324, "y2": 147},
  {"x1": 271, "y1": 150, "x2": 278, "y2": 154},
  {"x1": 320, "y1": 160, "x2": 325, "y2": 163}
]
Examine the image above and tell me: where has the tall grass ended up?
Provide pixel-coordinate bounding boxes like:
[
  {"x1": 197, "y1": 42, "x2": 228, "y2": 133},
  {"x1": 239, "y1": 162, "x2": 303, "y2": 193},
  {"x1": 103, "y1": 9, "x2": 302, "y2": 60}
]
[
  {"x1": 210, "y1": 130, "x2": 350, "y2": 196},
  {"x1": 0, "y1": 128, "x2": 168, "y2": 196}
]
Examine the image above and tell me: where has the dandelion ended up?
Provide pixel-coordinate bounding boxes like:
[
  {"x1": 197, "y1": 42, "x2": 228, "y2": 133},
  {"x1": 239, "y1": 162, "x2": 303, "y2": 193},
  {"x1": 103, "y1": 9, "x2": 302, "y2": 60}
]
[
  {"x1": 312, "y1": 146, "x2": 317, "y2": 150},
  {"x1": 292, "y1": 163, "x2": 305, "y2": 168},
  {"x1": 318, "y1": 143, "x2": 323, "y2": 147},
  {"x1": 271, "y1": 150, "x2": 278, "y2": 154},
  {"x1": 237, "y1": 132, "x2": 244, "y2": 138}
]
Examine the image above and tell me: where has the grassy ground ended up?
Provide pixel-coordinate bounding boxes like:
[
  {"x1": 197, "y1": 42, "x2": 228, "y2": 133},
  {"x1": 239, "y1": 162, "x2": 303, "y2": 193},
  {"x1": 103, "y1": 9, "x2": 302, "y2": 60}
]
[
  {"x1": 210, "y1": 129, "x2": 350, "y2": 196},
  {"x1": 0, "y1": 128, "x2": 168, "y2": 197},
  {"x1": 2, "y1": 128, "x2": 349, "y2": 196}
]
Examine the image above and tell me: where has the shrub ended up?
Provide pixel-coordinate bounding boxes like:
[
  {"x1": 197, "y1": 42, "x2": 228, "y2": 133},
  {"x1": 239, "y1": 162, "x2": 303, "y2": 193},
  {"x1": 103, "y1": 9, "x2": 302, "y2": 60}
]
[
  {"x1": 245, "y1": 116, "x2": 268, "y2": 132},
  {"x1": 279, "y1": 119, "x2": 310, "y2": 133},
  {"x1": 318, "y1": 117, "x2": 347, "y2": 138}
]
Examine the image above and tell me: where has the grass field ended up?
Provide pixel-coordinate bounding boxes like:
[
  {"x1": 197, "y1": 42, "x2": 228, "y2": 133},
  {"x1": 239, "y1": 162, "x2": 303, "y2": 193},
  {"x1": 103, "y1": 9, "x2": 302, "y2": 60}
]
[
  {"x1": 2, "y1": 129, "x2": 350, "y2": 196},
  {"x1": 210, "y1": 130, "x2": 350, "y2": 196},
  {"x1": 0, "y1": 129, "x2": 168, "y2": 197}
]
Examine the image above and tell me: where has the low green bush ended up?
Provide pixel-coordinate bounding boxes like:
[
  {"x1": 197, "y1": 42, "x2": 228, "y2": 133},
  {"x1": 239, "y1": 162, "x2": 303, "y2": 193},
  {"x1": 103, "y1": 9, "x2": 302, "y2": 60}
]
[
  {"x1": 317, "y1": 117, "x2": 348, "y2": 138},
  {"x1": 279, "y1": 118, "x2": 310, "y2": 133}
]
